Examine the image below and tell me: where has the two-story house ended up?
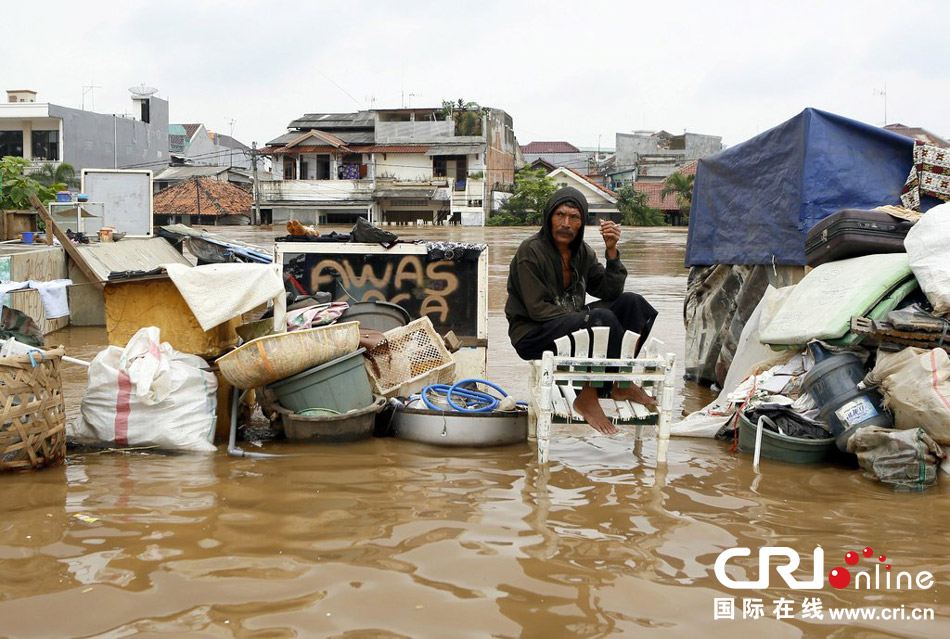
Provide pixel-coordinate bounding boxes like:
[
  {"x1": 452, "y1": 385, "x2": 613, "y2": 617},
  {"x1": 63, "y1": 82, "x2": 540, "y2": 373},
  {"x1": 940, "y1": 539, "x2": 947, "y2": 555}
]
[
  {"x1": 0, "y1": 88, "x2": 169, "y2": 174},
  {"x1": 258, "y1": 106, "x2": 518, "y2": 226},
  {"x1": 168, "y1": 123, "x2": 252, "y2": 170}
]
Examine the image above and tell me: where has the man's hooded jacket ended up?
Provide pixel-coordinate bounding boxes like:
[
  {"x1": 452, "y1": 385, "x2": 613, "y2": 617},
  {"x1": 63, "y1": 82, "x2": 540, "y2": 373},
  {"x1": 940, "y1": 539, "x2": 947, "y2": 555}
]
[{"x1": 505, "y1": 186, "x2": 627, "y2": 346}]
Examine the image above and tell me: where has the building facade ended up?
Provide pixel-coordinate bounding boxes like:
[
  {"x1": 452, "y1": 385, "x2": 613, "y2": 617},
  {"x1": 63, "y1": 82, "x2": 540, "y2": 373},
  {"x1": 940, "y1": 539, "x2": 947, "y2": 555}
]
[
  {"x1": 0, "y1": 89, "x2": 168, "y2": 174},
  {"x1": 259, "y1": 106, "x2": 519, "y2": 226},
  {"x1": 611, "y1": 130, "x2": 721, "y2": 189}
]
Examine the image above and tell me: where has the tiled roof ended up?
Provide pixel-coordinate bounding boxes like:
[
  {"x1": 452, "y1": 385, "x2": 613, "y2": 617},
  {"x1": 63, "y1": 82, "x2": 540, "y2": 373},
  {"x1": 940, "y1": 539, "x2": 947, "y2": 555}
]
[
  {"x1": 633, "y1": 181, "x2": 679, "y2": 211},
  {"x1": 678, "y1": 160, "x2": 699, "y2": 176},
  {"x1": 884, "y1": 124, "x2": 950, "y2": 148},
  {"x1": 521, "y1": 141, "x2": 580, "y2": 154},
  {"x1": 154, "y1": 177, "x2": 251, "y2": 217},
  {"x1": 182, "y1": 124, "x2": 202, "y2": 139}
]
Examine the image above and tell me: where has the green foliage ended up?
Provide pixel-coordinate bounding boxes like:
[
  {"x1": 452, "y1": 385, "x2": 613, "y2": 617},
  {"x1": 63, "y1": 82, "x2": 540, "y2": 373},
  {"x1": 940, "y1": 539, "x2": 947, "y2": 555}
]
[
  {"x1": 489, "y1": 167, "x2": 557, "y2": 226},
  {"x1": 34, "y1": 162, "x2": 79, "y2": 190},
  {"x1": 660, "y1": 171, "x2": 695, "y2": 214},
  {"x1": 467, "y1": 171, "x2": 484, "y2": 180},
  {"x1": 0, "y1": 156, "x2": 65, "y2": 211},
  {"x1": 616, "y1": 185, "x2": 665, "y2": 226},
  {"x1": 441, "y1": 98, "x2": 487, "y2": 136}
]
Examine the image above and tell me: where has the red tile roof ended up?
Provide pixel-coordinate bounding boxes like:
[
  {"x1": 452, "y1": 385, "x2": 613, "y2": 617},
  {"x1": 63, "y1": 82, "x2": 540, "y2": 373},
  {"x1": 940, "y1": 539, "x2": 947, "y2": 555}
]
[
  {"x1": 521, "y1": 141, "x2": 580, "y2": 154},
  {"x1": 884, "y1": 124, "x2": 950, "y2": 148},
  {"x1": 182, "y1": 123, "x2": 202, "y2": 139},
  {"x1": 633, "y1": 181, "x2": 680, "y2": 211},
  {"x1": 154, "y1": 177, "x2": 251, "y2": 217}
]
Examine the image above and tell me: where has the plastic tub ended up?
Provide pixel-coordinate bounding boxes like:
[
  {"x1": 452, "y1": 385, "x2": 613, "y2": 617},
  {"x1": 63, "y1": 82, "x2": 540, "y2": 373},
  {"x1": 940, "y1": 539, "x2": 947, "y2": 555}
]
[
  {"x1": 268, "y1": 348, "x2": 372, "y2": 413},
  {"x1": 55, "y1": 192, "x2": 71, "y2": 203},
  {"x1": 21, "y1": 232, "x2": 34, "y2": 244},
  {"x1": 277, "y1": 396, "x2": 385, "y2": 443},
  {"x1": 737, "y1": 411, "x2": 836, "y2": 464},
  {"x1": 339, "y1": 302, "x2": 411, "y2": 333}
]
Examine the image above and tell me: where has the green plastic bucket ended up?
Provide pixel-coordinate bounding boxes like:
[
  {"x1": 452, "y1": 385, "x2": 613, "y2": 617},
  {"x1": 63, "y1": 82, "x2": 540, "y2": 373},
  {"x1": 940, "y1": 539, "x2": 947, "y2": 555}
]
[
  {"x1": 268, "y1": 348, "x2": 372, "y2": 414},
  {"x1": 737, "y1": 411, "x2": 835, "y2": 464}
]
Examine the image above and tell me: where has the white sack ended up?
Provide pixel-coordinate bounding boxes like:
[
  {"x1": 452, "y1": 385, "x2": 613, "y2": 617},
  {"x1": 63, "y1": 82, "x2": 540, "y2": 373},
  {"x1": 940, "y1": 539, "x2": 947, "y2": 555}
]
[
  {"x1": 864, "y1": 347, "x2": 950, "y2": 446},
  {"x1": 905, "y1": 201, "x2": 950, "y2": 316},
  {"x1": 68, "y1": 327, "x2": 218, "y2": 452}
]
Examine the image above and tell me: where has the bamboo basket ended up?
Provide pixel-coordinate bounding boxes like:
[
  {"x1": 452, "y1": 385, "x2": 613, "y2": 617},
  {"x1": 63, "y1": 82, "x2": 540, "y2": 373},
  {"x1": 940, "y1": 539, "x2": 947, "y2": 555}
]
[
  {"x1": 0, "y1": 347, "x2": 67, "y2": 472},
  {"x1": 215, "y1": 321, "x2": 361, "y2": 390}
]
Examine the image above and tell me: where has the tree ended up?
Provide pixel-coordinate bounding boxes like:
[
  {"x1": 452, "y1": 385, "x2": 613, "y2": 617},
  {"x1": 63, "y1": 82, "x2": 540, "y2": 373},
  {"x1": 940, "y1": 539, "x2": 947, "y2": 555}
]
[
  {"x1": 661, "y1": 171, "x2": 695, "y2": 215},
  {"x1": 616, "y1": 185, "x2": 664, "y2": 226},
  {"x1": 0, "y1": 156, "x2": 65, "y2": 210},
  {"x1": 34, "y1": 162, "x2": 79, "y2": 190},
  {"x1": 488, "y1": 167, "x2": 557, "y2": 226},
  {"x1": 441, "y1": 98, "x2": 487, "y2": 137}
]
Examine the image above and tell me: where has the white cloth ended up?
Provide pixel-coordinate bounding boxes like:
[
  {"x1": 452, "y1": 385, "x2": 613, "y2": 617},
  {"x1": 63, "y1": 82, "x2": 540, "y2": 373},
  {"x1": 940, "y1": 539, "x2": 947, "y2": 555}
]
[
  {"x1": 0, "y1": 281, "x2": 30, "y2": 307},
  {"x1": 163, "y1": 263, "x2": 285, "y2": 331},
  {"x1": 27, "y1": 279, "x2": 72, "y2": 319}
]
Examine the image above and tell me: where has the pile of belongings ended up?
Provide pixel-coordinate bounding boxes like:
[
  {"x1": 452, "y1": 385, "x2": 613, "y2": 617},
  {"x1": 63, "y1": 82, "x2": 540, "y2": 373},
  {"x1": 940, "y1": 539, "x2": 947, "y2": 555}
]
[{"x1": 676, "y1": 203, "x2": 950, "y2": 490}]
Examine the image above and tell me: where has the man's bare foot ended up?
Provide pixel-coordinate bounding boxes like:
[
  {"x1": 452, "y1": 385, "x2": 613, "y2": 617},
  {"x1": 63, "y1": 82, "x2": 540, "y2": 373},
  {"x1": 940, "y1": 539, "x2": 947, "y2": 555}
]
[
  {"x1": 612, "y1": 383, "x2": 657, "y2": 406},
  {"x1": 573, "y1": 386, "x2": 619, "y2": 434}
]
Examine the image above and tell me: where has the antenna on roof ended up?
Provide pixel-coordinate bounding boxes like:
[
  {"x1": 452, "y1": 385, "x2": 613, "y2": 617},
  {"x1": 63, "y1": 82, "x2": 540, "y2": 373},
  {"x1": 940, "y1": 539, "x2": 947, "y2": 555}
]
[
  {"x1": 874, "y1": 82, "x2": 888, "y2": 125},
  {"x1": 81, "y1": 82, "x2": 102, "y2": 111}
]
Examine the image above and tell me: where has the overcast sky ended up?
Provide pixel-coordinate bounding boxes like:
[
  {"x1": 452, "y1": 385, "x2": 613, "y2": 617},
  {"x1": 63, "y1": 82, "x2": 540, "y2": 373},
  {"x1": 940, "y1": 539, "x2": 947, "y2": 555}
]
[{"x1": 4, "y1": 1, "x2": 948, "y2": 150}]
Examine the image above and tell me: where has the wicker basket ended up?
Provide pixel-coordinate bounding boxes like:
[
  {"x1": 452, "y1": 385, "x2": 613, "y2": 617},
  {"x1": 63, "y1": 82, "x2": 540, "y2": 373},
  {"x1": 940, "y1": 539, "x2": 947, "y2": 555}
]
[
  {"x1": 364, "y1": 317, "x2": 455, "y2": 399},
  {"x1": 216, "y1": 321, "x2": 361, "y2": 390},
  {"x1": 0, "y1": 347, "x2": 66, "y2": 472}
]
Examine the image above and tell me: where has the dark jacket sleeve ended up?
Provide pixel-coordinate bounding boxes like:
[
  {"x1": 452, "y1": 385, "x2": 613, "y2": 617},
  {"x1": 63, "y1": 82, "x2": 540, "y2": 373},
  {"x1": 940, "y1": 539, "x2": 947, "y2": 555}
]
[
  {"x1": 513, "y1": 254, "x2": 570, "y2": 322},
  {"x1": 585, "y1": 248, "x2": 627, "y2": 301}
]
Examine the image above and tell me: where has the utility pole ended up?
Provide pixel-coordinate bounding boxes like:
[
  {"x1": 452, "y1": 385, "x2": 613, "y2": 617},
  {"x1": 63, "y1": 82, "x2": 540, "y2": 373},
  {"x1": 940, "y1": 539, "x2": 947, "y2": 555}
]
[{"x1": 251, "y1": 141, "x2": 260, "y2": 226}]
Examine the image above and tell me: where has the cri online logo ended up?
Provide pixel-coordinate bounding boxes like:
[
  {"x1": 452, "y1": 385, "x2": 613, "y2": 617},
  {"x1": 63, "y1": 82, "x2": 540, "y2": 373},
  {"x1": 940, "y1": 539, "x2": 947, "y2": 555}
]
[{"x1": 714, "y1": 546, "x2": 935, "y2": 591}]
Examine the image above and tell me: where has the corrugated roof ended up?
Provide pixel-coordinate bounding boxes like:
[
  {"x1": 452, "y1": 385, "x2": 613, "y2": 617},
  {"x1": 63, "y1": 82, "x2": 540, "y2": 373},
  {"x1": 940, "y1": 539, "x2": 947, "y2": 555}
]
[
  {"x1": 77, "y1": 238, "x2": 191, "y2": 281},
  {"x1": 267, "y1": 129, "x2": 376, "y2": 147},
  {"x1": 521, "y1": 141, "x2": 580, "y2": 154},
  {"x1": 154, "y1": 177, "x2": 252, "y2": 217},
  {"x1": 213, "y1": 133, "x2": 249, "y2": 150},
  {"x1": 288, "y1": 112, "x2": 375, "y2": 129},
  {"x1": 285, "y1": 129, "x2": 348, "y2": 149},
  {"x1": 261, "y1": 144, "x2": 429, "y2": 155}
]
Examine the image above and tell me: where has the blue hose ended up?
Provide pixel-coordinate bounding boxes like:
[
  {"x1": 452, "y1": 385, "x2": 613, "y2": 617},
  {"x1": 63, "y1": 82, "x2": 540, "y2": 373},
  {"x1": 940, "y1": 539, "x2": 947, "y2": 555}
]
[{"x1": 422, "y1": 378, "x2": 511, "y2": 413}]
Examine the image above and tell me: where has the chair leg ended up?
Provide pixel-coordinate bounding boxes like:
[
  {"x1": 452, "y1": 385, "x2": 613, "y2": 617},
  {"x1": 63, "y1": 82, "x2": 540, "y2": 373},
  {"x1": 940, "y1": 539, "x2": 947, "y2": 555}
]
[
  {"x1": 655, "y1": 353, "x2": 676, "y2": 464},
  {"x1": 537, "y1": 351, "x2": 554, "y2": 464}
]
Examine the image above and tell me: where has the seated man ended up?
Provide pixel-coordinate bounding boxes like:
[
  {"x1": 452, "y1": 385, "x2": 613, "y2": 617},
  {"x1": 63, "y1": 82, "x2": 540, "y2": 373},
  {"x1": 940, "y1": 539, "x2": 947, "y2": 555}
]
[{"x1": 505, "y1": 186, "x2": 658, "y2": 434}]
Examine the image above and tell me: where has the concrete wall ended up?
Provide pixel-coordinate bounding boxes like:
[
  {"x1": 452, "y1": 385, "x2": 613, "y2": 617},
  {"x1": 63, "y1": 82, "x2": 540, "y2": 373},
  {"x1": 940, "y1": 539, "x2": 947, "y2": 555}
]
[
  {"x1": 684, "y1": 133, "x2": 723, "y2": 157},
  {"x1": 49, "y1": 96, "x2": 168, "y2": 173},
  {"x1": 184, "y1": 125, "x2": 215, "y2": 164},
  {"x1": 376, "y1": 120, "x2": 453, "y2": 142},
  {"x1": 375, "y1": 152, "x2": 433, "y2": 181}
]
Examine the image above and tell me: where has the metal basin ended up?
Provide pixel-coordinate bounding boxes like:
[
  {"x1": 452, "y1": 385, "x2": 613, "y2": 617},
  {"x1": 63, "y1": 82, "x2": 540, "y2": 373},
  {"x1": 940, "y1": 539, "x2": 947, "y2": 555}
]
[{"x1": 392, "y1": 407, "x2": 528, "y2": 447}]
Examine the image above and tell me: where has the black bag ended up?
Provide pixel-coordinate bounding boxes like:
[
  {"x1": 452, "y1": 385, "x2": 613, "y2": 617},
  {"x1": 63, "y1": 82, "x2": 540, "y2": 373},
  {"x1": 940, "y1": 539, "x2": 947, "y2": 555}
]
[{"x1": 350, "y1": 218, "x2": 398, "y2": 247}]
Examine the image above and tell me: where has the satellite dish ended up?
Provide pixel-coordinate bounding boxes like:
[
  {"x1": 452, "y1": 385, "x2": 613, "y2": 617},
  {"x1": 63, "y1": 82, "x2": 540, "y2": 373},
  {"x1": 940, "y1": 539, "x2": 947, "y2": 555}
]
[{"x1": 129, "y1": 84, "x2": 158, "y2": 98}]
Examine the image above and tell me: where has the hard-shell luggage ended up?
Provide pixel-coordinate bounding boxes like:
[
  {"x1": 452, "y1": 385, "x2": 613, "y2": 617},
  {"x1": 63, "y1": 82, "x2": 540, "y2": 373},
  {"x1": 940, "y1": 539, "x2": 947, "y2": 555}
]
[{"x1": 805, "y1": 209, "x2": 914, "y2": 267}]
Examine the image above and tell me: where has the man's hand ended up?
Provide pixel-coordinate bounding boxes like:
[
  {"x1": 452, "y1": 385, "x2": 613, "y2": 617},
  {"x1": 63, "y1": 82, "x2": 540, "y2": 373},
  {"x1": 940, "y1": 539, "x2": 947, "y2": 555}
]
[{"x1": 600, "y1": 220, "x2": 621, "y2": 259}]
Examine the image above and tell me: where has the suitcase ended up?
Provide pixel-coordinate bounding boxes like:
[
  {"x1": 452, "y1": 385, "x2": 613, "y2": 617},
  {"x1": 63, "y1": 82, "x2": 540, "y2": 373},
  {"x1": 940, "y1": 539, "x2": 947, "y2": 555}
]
[{"x1": 805, "y1": 209, "x2": 914, "y2": 268}]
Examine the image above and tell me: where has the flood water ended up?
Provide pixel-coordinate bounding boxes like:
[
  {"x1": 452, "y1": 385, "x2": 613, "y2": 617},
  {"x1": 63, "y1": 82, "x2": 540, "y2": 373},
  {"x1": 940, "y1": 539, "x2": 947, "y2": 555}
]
[{"x1": 1, "y1": 226, "x2": 947, "y2": 638}]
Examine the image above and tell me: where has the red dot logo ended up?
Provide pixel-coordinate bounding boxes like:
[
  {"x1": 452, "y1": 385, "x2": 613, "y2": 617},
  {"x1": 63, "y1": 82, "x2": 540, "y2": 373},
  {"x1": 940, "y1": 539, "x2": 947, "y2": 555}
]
[
  {"x1": 886, "y1": 565, "x2": 891, "y2": 570},
  {"x1": 878, "y1": 554, "x2": 886, "y2": 562},
  {"x1": 863, "y1": 547, "x2": 873, "y2": 558},
  {"x1": 829, "y1": 567, "x2": 851, "y2": 589},
  {"x1": 845, "y1": 551, "x2": 859, "y2": 565}
]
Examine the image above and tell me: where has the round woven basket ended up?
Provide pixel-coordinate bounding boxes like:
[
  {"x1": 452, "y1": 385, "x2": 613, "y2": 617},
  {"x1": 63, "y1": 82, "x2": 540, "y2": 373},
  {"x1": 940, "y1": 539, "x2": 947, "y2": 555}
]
[
  {"x1": 0, "y1": 347, "x2": 67, "y2": 472},
  {"x1": 216, "y1": 322, "x2": 361, "y2": 390}
]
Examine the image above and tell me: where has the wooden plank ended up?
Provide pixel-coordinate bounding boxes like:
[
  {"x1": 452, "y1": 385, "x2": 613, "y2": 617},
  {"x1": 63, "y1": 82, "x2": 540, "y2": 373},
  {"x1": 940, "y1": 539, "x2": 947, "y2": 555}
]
[
  {"x1": 551, "y1": 385, "x2": 571, "y2": 419},
  {"x1": 560, "y1": 384, "x2": 580, "y2": 420},
  {"x1": 631, "y1": 402, "x2": 652, "y2": 420},
  {"x1": 553, "y1": 335, "x2": 572, "y2": 357},
  {"x1": 617, "y1": 400, "x2": 634, "y2": 422},
  {"x1": 29, "y1": 195, "x2": 103, "y2": 291}
]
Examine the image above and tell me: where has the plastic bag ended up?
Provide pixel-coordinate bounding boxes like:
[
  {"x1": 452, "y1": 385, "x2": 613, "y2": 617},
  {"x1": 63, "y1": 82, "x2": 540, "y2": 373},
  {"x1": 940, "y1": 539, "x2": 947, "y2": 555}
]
[
  {"x1": 68, "y1": 327, "x2": 218, "y2": 452},
  {"x1": 864, "y1": 347, "x2": 950, "y2": 445},
  {"x1": 847, "y1": 426, "x2": 944, "y2": 491},
  {"x1": 905, "y1": 201, "x2": 950, "y2": 316}
]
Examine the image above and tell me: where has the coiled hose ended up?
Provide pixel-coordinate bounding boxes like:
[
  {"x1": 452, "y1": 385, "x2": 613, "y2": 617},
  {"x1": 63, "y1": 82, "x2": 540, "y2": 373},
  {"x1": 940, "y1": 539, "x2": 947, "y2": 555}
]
[{"x1": 421, "y1": 379, "x2": 523, "y2": 413}]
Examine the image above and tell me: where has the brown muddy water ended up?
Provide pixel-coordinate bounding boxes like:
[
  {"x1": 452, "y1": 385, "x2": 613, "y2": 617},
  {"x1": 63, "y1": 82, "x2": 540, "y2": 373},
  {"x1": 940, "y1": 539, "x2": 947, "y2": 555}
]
[{"x1": 1, "y1": 226, "x2": 947, "y2": 638}]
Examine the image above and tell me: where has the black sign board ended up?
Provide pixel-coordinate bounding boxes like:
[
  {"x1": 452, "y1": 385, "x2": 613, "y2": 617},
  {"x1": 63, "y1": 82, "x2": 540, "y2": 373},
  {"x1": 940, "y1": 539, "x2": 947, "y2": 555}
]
[{"x1": 281, "y1": 248, "x2": 480, "y2": 339}]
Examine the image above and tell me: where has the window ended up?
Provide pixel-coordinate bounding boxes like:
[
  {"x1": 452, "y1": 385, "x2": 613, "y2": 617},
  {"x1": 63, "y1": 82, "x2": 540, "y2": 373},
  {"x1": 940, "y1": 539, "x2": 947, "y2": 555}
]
[
  {"x1": 283, "y1": 159, "x2": 296, "y2": 180},
  {"x1": 31, "y1": 130, "x2": 58, "y2": 160},
  {"x1": 0, "y1": 131, "x2": 23, "y2": 157},
  {"x1": 433, "y1": 156, "x2": 447, "y2": 177}
]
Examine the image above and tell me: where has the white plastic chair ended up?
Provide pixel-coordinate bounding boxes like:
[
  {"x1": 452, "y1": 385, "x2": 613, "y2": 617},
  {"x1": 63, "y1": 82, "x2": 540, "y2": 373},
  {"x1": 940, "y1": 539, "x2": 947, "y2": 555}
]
[{"x1": 530, "y1": 327, "x2": 676, "y2": 464}]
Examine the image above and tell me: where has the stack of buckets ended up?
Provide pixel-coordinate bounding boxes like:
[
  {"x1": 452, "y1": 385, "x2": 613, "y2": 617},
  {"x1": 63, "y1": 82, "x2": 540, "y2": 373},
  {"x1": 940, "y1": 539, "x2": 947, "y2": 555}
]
[{"x1": 266, "y1": 347, "x2": 380, "y2": 442}]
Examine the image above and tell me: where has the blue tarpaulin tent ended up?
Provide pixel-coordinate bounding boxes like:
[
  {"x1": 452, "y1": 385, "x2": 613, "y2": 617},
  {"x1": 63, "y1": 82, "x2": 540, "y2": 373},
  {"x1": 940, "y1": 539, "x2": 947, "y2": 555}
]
[{"x1": 685, "y1": 108, "x2": 918, "y2": 267}]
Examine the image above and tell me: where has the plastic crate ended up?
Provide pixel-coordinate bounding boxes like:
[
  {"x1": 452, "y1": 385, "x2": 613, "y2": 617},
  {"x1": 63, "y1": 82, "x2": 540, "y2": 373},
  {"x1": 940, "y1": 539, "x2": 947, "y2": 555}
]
[{"x1": 364, "y1": 316, "x2": 455, "y2": 399}]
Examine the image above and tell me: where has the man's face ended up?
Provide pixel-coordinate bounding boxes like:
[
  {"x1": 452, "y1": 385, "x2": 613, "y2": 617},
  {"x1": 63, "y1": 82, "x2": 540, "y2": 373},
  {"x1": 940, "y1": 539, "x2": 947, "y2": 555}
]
[{"x1": 551, "y1": 203, "x2": 583, "y2": 250}]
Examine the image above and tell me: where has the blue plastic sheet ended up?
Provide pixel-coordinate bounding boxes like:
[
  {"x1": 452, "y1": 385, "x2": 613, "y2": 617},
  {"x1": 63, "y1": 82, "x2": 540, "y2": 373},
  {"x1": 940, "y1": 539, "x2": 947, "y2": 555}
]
[{"x1": 685, "y1": 108, "x2": 917, "y2": 266}]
